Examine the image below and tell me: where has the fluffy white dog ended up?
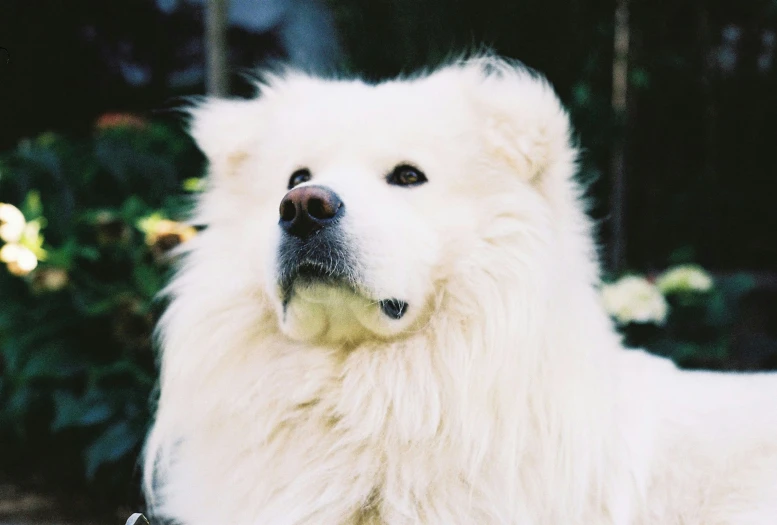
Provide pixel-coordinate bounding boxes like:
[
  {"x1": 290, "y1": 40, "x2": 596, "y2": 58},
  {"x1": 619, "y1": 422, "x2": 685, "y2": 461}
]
[{"x1": 143, "y1": 56, "x2": 777, "y2": 524}]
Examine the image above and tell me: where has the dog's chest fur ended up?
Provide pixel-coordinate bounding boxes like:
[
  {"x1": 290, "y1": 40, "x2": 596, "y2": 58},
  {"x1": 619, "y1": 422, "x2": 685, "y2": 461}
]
[{"x1": 177, "y1": 341, "x2": 528, "y2": 525}]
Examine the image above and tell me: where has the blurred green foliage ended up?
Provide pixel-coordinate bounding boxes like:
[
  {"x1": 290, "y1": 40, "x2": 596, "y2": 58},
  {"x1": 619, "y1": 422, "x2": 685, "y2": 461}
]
[
  {"x1": 602, "y1": 268, "x2": 764, "y2": 370},
  {"x1": 0, "y1": 118, "x2": 203, "y2": 503}
]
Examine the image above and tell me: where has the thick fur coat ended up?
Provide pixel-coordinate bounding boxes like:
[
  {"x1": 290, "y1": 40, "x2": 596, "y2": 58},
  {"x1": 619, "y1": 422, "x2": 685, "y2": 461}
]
[{"x1": 143, "y1": 56, "x2": 777, "y2": 524}]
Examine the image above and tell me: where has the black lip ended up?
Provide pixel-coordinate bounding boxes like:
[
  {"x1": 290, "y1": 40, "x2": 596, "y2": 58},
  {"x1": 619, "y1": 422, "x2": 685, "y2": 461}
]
[
  {"x1": 277, "y1": 228, "x2": 359, "y2": 302},
  {"x1": 379, "y1": 299, "x2": 408, "y2": 320}
]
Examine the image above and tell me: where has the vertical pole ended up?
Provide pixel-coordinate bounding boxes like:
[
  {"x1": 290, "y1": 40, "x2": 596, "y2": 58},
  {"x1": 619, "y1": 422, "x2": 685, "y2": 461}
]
[
  {"x1": 205, "y1": 0, "x2": 229, "y2": 96},
  {"x1": 610, "y1": 0, "x2": 630, "y2": 272}
]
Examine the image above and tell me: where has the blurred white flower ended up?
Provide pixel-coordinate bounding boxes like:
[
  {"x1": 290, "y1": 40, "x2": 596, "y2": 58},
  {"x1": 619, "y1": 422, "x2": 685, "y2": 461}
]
[
  {"x1": 656, "y1": 264, "x2": 713, "y2": 295},
  {"x1": 0, "y1": 203, "x2": 26, "y2": 243},
  {"x1": 0, "y1": 242, "x2": 22, "y2": 263},
  {"x1": 0, "y1": 243, "x2": 38, "y2": 276},
  {"x1": 601, "y1": 275, "x2": 668, "y2": 326}
]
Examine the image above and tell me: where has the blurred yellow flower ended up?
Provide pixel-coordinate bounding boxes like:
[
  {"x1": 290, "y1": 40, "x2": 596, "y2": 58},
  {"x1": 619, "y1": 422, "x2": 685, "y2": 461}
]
[
  {"x1": 137, "y1": 214, "x2": 197, "y2": 263},
  {"x1": 656, "y1": 265, "x2": 713, "y2": 295},
  {"x1": 22, "y1": 220, "x2": 41, "y2": 245},
  {"x1": 0, "y1": 203, "x2": 26, "y2": 243},
  {"x1": 30, "y1": 266, "x2": 69, "y2": 293},
  {"x1": 138, "y1": 215, "x2": 196, "y2": 246},
  {"x1": 1, "y1": 243, "x2": 38, "y2": 276}
]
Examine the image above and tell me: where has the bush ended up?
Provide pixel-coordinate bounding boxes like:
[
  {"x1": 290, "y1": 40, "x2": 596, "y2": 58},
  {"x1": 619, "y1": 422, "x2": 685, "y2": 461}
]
[
  {"x1": 0, "y1": 116, "x2": 204, "y2": 503},
  {"x1": 601, "y1": 266, "x2": 760, "y2": 370}
]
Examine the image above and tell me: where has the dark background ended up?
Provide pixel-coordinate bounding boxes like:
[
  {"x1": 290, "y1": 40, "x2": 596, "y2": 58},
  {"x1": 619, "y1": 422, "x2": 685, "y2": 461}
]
[
  {"x1": 0, "y1": 0, "x2": 775, "y2": 522},
  {"x1": 2, "y1": 0, "x2": 777, "y2": 270}
]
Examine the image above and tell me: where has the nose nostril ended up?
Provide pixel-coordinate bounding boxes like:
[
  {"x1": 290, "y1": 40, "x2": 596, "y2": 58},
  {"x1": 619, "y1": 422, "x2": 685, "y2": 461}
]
[
  {"x1": 306, "y1": 194, "x2": 342, "y2": 221},
  {"x1": 306, "y1": 197, "x2": 328, "y2": 220},
  {"x1": 279, "y1": 199, "x2": 297, "y2": 222}
]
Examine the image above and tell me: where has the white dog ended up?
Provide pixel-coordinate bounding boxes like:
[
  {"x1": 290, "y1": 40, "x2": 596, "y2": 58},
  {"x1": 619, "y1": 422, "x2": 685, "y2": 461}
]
[{"x1": 143, "y1": 56, "x2": 777, "y2": 524}]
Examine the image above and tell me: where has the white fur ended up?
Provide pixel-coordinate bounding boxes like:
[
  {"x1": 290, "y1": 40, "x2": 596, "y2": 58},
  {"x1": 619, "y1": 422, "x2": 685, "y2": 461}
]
[{"x1": 143, "y1": 56, "x2": 777, "y2": 524}]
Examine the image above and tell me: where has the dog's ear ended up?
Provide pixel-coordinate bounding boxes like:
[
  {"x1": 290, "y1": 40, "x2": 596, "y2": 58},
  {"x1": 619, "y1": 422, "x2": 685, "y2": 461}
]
[
  {"x1": 463, "y1": 57, "x2": 575, "y2": 182},
  {"x1": 187, "y1": 98, "x2": 262, "y2": 176}
]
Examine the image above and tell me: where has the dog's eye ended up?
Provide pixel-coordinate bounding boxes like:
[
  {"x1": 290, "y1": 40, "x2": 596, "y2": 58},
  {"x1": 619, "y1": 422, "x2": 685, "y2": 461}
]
[
  {"x1": 387, "y1": 165, "x2": 427, "y2": 187},
  {"x1": 288, "y1": 168, "x2": 312, "y2": 189}
]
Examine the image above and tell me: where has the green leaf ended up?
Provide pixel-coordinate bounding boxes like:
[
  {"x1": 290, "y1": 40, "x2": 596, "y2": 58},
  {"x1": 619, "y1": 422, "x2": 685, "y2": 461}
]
[
  {"x1": 119, "y1": 196, "x2": 151, "y2": 222},
  {"x1": 20, "y1": 190, "x2": 44, "y2": 219},
  {"x1": 84, "y1": 421, "x2": 142, "y2": 480},
  {"x1": 77, "y1": 246, "x2": 101, "y2": 261},
  {"x1": 1, "y1": 385, "x2": 34, "y2": 432},
  {"x1": 43, "y1": 238, "x2": 77, "y2": 269},
  {"x1": 572, "y1": 83, "x2": 592, "y2": 107},
  {"x1": 667, "y1": 246, "x2": 695, "y2": 265},
  {"x1": 1, "y1": 339, "x2": 26, "y2": 376},
  {"x1": 71, "y1": 293, "x2": 120, "y2": 316},
  {"x1": 52, "y1": 390, "x2": 115, "y2": 431},
  {"x1": 629, "y1": 67, "x2": 650, "y2": 89},
  {"x1": 182, "y1": 177, "x2": 206, "y2": 192},
  {"x1": 93, "y1": 361, "x2": 154, "y2": 388},
  {"x1": 717, "y1": 273, "x2": 757, "y2": 300},
  {"x1": 133, "y1": 263, "x2": 164, "y2": 299},
  {"x1": 44, "y1": 238, "x2": 99, "y2": 269},
  {"x1": 19, "y1": 343, "x2": 86, "y2": 381}
]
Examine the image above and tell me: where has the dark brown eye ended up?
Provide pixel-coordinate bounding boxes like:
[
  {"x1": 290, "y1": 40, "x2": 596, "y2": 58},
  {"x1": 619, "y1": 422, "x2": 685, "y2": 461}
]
[
  {"x1": 288, "y1": 168, "x2": 312, "y2": 189},
  {"x1": 387, "y1": 164, "x2": 427, "y2": 187}
]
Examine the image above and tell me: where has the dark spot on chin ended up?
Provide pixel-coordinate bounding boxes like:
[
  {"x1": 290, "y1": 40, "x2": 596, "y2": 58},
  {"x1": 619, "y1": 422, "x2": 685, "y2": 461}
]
[{"x1": 379, "y1": 299, "x2": 408, "y2": 320}]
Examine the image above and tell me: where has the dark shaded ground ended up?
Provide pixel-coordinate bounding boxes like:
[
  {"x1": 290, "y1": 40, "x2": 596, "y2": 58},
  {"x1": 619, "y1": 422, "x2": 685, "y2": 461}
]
[{"x1": 0, "y1": 481, "x2": 127, "y2": 525}]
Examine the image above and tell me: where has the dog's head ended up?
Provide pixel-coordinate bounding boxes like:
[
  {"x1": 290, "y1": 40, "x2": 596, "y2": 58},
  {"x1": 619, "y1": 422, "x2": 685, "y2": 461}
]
[{"x1": 185, "y1": 57, "x2": 577, "y2": 344}]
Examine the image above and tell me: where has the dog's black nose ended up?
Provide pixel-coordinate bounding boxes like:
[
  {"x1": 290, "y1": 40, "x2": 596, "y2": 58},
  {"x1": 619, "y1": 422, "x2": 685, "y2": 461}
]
[{"x1": 279, "y1": 185, "x2": 344, "y2": 238}]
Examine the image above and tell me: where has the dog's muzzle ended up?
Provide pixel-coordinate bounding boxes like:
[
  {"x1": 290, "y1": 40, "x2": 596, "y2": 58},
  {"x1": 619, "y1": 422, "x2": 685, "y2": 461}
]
[
  {"x1": 276, "y1": 185, "x2": 408, "y2": 320},
  {"x1": 277, "y1": 185, "x2": 356, "y2": 298}
]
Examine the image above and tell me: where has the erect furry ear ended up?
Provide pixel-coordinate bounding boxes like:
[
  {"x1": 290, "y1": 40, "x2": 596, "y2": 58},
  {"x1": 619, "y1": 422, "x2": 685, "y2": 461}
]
[
  {"x1": 187, "y1": 97, "x2": 263, "y2": 175},
  {"x1": 462, "y1": 57, "x2": 574, "y2": 182}
]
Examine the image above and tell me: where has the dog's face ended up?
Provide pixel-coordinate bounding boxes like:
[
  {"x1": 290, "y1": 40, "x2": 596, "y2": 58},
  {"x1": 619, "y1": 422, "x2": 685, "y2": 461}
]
[{"x1": 188, "y1": 60, "x2": 572, "y2": 344}]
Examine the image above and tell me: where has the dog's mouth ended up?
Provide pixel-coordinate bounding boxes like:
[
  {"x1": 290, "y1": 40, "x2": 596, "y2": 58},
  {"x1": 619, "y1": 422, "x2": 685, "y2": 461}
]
[
  {"x1": 279, "y1": 257, "x2": 352, "y2": 303},
  {"x1": 277, "y1": 235, "x2": 409, "y2": 321},
  {"x1": 278, "y1": 228, "x2": 352, "y2": 287},
  {"x1": 295, "y1": 259, "x2": 338, "y2": 281},
  {"x1": 289, "y1": 259, "x2": 349, "y2": 287}
]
